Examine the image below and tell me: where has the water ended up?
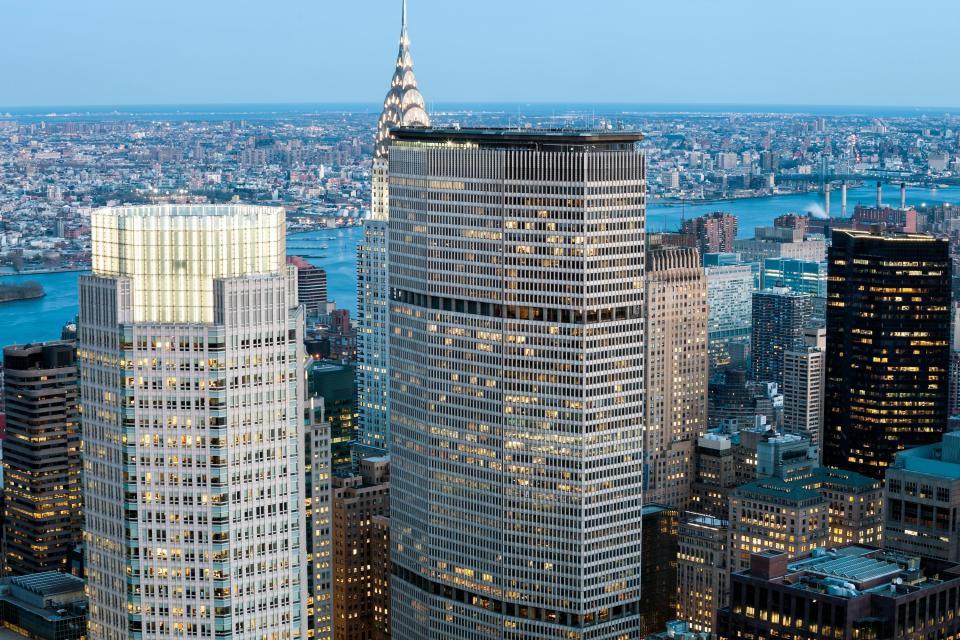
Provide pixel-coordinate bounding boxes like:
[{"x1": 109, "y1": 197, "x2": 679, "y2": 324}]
[{"x1": 1, "y1": 186, "x2": 956, "y2": 349}]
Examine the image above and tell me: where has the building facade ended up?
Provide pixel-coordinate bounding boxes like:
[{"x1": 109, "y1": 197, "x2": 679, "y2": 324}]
[
  {"x1": 884, "y1": 431, "x2": 960, "y2": 563},
  {"x1": 79, "y1": 204, "x2": 308, "y2": 640},
  {"x1": 639, "y1": 505, "x2": 679, "y2": 637},
  {"x1": 677, "y1": 514, "x2": 729, "y2": 633},
  {"x1": 305, "y1": 404, "x2": 333, "y2": 640},
  {"x1": 643, "y1": 242, "x2": 708, "y2": 509},
  {"x1": 388, "y1": 129, "x2": 646, "y2": 639},
  {"x1": 355, "y1": 0, "x2": 431, "y2": 459},
  {"x1": 781, "y1": 346, "x2": 825, "y2": 455},
  {"x1": 332, "y1": 458, "x2": 390, "y2": 640},
  {"x1": 681, "y1": 212, "x2": 738, "y2": 255},
  {"x1": 1, "y1": 342, "x2": 81, "y2": 576},
  {"x1": 825, "y1": 229, "x2": 952, "y2": 479},
  {"x1": 751, "y1": 287, "x2": 813, "y2": 385},
  {"x1": 705, "y1": 260, "x2": 754, "y2": 371}
]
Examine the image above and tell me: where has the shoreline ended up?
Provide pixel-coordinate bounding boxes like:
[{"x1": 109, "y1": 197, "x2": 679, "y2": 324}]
[{"x1": 0, "y1": 267, "x2": 90, "y2": 277}]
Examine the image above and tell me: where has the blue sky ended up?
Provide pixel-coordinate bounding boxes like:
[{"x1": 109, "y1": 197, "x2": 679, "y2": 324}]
[{"x1": 2, "y1": 0, "x2": 958, "y2": 108}]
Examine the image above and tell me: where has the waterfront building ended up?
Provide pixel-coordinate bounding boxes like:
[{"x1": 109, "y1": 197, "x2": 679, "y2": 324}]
[
  {"x1": 287, "y1": 255, "x2": 328, "y2": 317},
  {"x1": 355, "y1": 0, "x2": 431, "y2": 459},
  {"x1": 705, "y1": 258, "x2": 754, "y2": 371},
  {"x1": 79, "y1": 204, "x2": 307, "y2": 640},
  {"x1": 677, "y1": 514, "x2": 729, "y2": 633},
  {"x1": 309, "y1": 361, "x2": 356, "y2": 471},
  {"x1": 733, "y1": 225, "x2": 826, "y2": 264},
  {"x1": 643, "y1": 241, "x2": 708, "y2": 509},
  {"x1": 717, "y1": 547, "x2": 960, "y2": 640},
  {"x1": 0, "y1": 572, "x2": 87, "y2": 640},
  {"x1": 388, "y1": 128, "x2": 645, "y2": 638},
  {"x1": 639, "y1": 505, "x2": 679, "y2": 637},
  {"x1": 824, "y1": 229, "x2": 951, "y2": 479},
  {"x1": 1, "y1": 341, "x2": 81, "y2": 576},
  {"x1": 332, "y1": 457, "x2": 390, "y2": 640},
  {"x1": 751, "y1": 287, "x2": 812, "y2": 385},
  {"x1": 681, "y1": 212, "x2": 738, "y2": 255},
  {"x1": 884, "y1": 431, "x2": 960, "y2": 563}
]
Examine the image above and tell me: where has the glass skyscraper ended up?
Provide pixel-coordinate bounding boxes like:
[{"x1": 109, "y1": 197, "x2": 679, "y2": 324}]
[
  {"x1": 387, "y1": 128, "x2": 646, "y2": 639},
  {"x1": 825, "y1": 228, "x2": 952, "y2": 479}
]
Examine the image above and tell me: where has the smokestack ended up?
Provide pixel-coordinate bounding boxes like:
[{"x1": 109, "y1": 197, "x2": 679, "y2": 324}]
[
  {"x1": 900, "y1": 182, "x2": 907, "y2": 210},
  {"x1": 841, "y1": 181, "x2": 847, "y2": 217},
  {"x1": 825, "y1": 183, "x2": 831, "y2": 217},
  {"x1": 876, "y1": 181, "x2": 882, "y2": 208}
]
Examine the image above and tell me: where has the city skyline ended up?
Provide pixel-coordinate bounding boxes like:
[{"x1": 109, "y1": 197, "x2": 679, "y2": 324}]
[{"x1": 3, "y1": 0, "x2": 960, "y2": 109}]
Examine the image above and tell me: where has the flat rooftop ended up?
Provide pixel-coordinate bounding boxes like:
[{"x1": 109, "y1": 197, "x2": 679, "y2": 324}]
[
  {"x1": 390, "y1": 127, "x2": 643, "y2": 149},
  {"x1": 10, "y1": 571, "x2": 85, "y2": 597}
]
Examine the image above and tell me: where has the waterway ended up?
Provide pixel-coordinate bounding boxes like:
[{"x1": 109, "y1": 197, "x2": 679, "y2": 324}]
[{"x1": 0, "y1": 184, "x2": 956, "y2": 349}]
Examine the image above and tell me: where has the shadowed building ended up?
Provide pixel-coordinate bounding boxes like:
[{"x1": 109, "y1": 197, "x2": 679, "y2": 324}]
[
  {"x1": 825, "y1": 229, "x2": 951, "y2": 479},
  {"x1": 1, "y1": 341, "x2": 81, "y2": 576}
]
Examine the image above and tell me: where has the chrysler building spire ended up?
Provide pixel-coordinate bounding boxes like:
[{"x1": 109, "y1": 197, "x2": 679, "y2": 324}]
[{"x1": 375, "y1": 0, "x2": 430, "y2": 157}]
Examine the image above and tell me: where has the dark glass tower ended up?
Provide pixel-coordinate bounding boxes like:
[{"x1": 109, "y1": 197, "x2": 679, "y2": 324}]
[
  {"x1": 825, "y1": 229, "x2": 951, "y2": 479},
  {"x1": 1, "y1": 341, "x2": 81, "y2": 576}
]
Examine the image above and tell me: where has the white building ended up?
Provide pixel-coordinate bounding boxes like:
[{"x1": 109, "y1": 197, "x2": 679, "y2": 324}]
[
  {"x1": 388, "y1": 128, "x2": 646, "y2": 639},
  {"x1": 79, "y1": 204, "x2": 312, "y2": 640},
  {"x1": 355, "y1": 0, "x2": 430, "y2": 459}
]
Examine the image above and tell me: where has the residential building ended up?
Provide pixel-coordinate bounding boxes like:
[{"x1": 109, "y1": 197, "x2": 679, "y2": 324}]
[
  {"x1": 825, "y1": 229, "x2": 951, "y2": 479},
  {"x1": 332, "y1": 457, "x2": 390, "y2": 640},
  {"x1": 287, "y1": 255, "x2": 328, "y2": 316},
  {"x1": 681, "y1": 212, "x2": 738, "y2": 255},
  {"x1": 1, "y1": 341, "x2": 81, "y2": 576},
  {"x1": 781, "y1": 337, "x2": 825, "y2": 456},
  {"x1": 355, "y1": 0, "x2": 431, "y2": 459},
  {"x1": 751, "y1": 287, "x2": 813, "y2": 385},
  {"x1": 79, "y1": 204, "x2": 308, "y2": 640},
  {"x1": 885, "y1": 431, "x2": 960, "y2": 563},
  {"x1": 370, "y1": 515, "x2": 391, "y2": 640},
  {"x1": 644, "y1": 242, "x2": 708, "y2": 509},
  {"x1": 388, "y1": 128, "x2": 645, "y2": 639},
  {"x1": 305, "y1": 403, "x2": 333, "y2": 640}
]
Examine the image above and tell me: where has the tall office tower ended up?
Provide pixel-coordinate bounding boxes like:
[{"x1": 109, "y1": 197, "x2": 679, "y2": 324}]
[
  {"x1": 825, "y1": 229, "x2": 951, "y2": 479},
  {"x1": 388, "y1": 129, "x2": 645, "y2": 639},
  {"x1": 332, "y1": 457, "x2": 390, "y2": 639},
  {"x1": 643, "y1": 243, "x2": 708, "y2": 509},
  {"x1": 309, "y1": 361, "x2": 356, "y2": 471},
  {"x1": 369, "y1": 515, "x2": 391, "y2": 639},
  {"x1": 355, "y1": 0, "x2": 431, "y2": 459},
  {"x1": 781, "y1": 343, "x2": 824, "y2": 455},
  {"x1": 305, "y1": 404, "x2": 333, "y2": 640},
  {"x1": 689, "y1": 434, "x2": 739, "y2": 519},
  {"x1": 677, "y1": 514, "x2": 728, "y2": 633},
  {"x1": 751, "y1": 287, "x2": 812, "y2": 385},
  {"x1": 681, "y1": 212, "x2": 737, "y2": 255},
  {"x1": 286, "y1": 256, "x2": 328, "y2": 316},
  {"x1": 949, "y1": 301, "x2": 960, "y2": 417},
  {"x1": 1, "y1": 341, "x2": 81, "y2": 576},
  {"x1": 638, "y1": 505, "x2": 678, "y2": 637},
  {"x1": 761, "y1": 257, "x2": 827, "y2": 321},
  {"x1": 79, "y1": 205, "x2": 307, "y2": 640},
  {"x1": 704, "y1": 257, "x2": 754, "y2": 371},
  {"x1": 884, "y1": 431, "x2": 960, "y2": 563}
]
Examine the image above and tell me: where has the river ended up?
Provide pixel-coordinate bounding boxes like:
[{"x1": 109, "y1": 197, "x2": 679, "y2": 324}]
[{"x1": 1, "y1": 184, "x2": 956, "y2": 348}]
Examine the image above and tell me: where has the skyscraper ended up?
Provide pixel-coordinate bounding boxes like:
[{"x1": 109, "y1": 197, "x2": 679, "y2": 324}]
[
  {"x1": 825, "y1": 229, "x2": 951, "y2": 479},
  {"x1": 704, "y1": 257, "x2": 754, "y2": 371},
  {"x1": 751, "y1": 287, "x2": 812, "y2": 385},
  {"x1": 286, "y1": 255, "x2": 328, "y2": 316},
  {"x1": 1, "y1": 341, "x2": 81, "y2": 576},
  {"x1": 643, "y1": 241, "x2": 708, "y2": 509},
  {"x1": 355, "y1": 0, "x2": 431, "y2": 459},
  {"x1": 388, "y1": 128, "x2": 645, "y2": 638},
  {"x1": 79, "y1": 205, "x2": 308, "y2": 640},
  {"x1": 782, "y1": 328, "x2": 826, "y2": 456}
]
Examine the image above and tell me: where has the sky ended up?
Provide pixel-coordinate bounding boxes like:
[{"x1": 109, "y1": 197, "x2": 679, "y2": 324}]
[{"x1": 2, "y1": 0, "x2": 959, "y2": 109}]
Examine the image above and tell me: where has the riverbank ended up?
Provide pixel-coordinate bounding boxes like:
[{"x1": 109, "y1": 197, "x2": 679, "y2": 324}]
[
  {"x1": 0, "y1": 266, "x2": 89, "y2": 277},
  {"x1": 0, "y1": 281, "x2": 45, "y2": 303}
]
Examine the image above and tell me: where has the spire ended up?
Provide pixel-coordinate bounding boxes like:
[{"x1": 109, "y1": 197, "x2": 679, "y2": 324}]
[{"x1": 375, "y1": 0, "x2": 429, "y2": 157}]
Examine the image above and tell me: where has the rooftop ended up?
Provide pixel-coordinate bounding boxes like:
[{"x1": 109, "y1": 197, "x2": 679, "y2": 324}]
[
  {"x1": 890, "y1": 432, "x2": 960, "y2": 480},
  {"x1": 390, "y1": 127, "x2": 643, "y2": 149},
  {"x1": 10, "y1": 571, "x2": 85, "y2": 597}
]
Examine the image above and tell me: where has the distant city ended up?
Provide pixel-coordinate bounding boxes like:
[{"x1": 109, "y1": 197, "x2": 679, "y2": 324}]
[{"x1": 1, "y1": 2, "x2": 960, "y2": 640}]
